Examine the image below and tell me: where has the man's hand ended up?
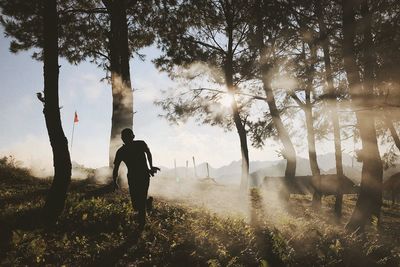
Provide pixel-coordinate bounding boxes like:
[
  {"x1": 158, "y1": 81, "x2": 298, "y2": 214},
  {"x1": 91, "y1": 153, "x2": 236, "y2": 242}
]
[{"x1": 149, "y1": 166, "x2": 160, "y2": 177}]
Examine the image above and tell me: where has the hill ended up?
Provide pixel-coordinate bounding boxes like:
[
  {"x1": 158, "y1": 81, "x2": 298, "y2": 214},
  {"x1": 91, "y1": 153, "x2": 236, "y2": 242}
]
[{"x1": 156, "y1": 152, "x2": 400, "y2": 185}]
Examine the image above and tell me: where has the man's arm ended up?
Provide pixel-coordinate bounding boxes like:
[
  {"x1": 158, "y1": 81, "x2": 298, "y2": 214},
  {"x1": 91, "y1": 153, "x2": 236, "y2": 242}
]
[
  {"x1": 144, "y1": 143, "x2": 153, "y2": 169},
  {"x1": 112, "y1": 153, "x2": 121, "y2": 188},
  {"x1": 144, "y1": 142, "x2": 159, "y2": 176}
]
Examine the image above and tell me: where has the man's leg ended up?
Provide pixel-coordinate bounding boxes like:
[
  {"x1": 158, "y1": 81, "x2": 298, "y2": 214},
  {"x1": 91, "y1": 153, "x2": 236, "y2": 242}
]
[
  {"x1": 133, "y1": 178, "x2": 150, "y2": 228},
  {"x1": 127, "y1": 178, "x2": 138, "y2": 220},
  {"x1": 146, "y1": 196, "x2": 153, "y2": 212}
]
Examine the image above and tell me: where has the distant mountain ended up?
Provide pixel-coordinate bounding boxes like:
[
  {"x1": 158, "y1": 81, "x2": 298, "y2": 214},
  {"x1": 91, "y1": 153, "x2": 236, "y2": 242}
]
[
  {"x1": 156, "y1": 153, "x2": 366, "y2": 184},
  {"x1": 317, "y1": 153, "x2": 362, "y2": 171},
  {"x1": 322, "y1": 166, "x2": 361, "y2": 183},
  {"x1": 87, "y1": 152, "x2": 400, "y2": 185}
]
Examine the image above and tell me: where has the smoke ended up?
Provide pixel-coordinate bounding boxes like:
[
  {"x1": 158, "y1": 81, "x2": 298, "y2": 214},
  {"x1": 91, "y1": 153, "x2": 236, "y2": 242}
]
[
  {"x1": 0, "y1": 134, "x2": 112, "y2": 180},
  {"x1": 148, "y1": 174, "x2": 249, "y2": 217},
  {"x1": 111, "y1": 74, "x2": 133, "y2": 109},
  {"x1": 0, "y1": 135, "x2": 53, "y2": 178},
  {"x1": 145, "y1": 162, "x2": 292, "y2": 220}
]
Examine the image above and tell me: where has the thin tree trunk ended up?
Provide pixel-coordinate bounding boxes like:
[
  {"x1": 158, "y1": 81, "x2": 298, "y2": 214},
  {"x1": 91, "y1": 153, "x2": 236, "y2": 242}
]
[
  {"x1": 255, "y1": 4, "x2": 296, "y2": 198},
  {"x1": 305, "y1": 42, "x2": 322, "y2": 208},
  {"x1": 291, "y1": 95, "x2": 321, "y2": 207},
  {"x1": 304, "y1": 105, "x2": 320, "y2": 181},
  {"x1": 342, "y1": 0, "x2": 383, "y2": 232},
  {"x1": 105, "y1": 0, "x2": 134, "y2": 167},
  {"x1": 332, "y1": 111, "x2": 344, "y2": 216},
  {"x1": 385, "y1": 116, "x2": 400, "y2": 151},
  {"x1": 225, "y1": 71, "x2": 249, "y2": 190},
  {"x1": 360, "y1": 0, "x2": 383, "y2": 222},
  {"x1": 316, "y1": 0, "x2": 344, "y2": 218},
  {"x1": 42, "y1": 0, "x2": 72, "y2": 224},
  {"x1": 224, "y1": 6, "x2": 249, "y2": 190},
  {"x1": 305, "y1": 105, "x2": 322, "y2": 208},
  {"x1": 291, "y1": 42, "x2": 321, "y2": 207},
  {"x1": 264, "y1": 81, "x2": 297, "y2": 182}
]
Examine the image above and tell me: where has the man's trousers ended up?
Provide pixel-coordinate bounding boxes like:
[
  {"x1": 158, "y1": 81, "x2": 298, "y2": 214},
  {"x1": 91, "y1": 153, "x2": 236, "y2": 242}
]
[{"x1": 127, "y1": 175, "x2": 150, "y2": 227}]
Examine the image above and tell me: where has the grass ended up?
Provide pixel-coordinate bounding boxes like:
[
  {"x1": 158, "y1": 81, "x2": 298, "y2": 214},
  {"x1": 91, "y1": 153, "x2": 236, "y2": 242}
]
[{"x1": 0, "y1": 156, "x2": 399, "y2": 266}]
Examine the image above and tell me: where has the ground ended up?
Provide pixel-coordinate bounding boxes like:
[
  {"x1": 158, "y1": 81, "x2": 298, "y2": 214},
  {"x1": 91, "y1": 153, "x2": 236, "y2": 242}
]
[{"x1": 0, "y1": 157, "x2": 400, "y2": 266}]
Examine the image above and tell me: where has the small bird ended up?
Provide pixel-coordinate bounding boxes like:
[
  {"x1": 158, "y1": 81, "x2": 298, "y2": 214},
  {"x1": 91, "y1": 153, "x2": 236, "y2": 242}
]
[{"x1": 36, "y1": 92, "x2": 45, "y2": 103}]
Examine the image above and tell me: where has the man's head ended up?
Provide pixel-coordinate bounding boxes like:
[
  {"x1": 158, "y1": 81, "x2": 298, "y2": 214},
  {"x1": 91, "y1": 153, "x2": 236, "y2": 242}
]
[{"x1": 121, "y1": 128, "x2": 135, "y2": 144}]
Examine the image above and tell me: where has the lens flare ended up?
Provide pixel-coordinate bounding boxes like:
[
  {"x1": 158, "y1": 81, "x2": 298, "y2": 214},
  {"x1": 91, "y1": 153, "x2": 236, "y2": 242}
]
[{"x1": 219, "y1": 93, "x2": 234, "y2": 108}]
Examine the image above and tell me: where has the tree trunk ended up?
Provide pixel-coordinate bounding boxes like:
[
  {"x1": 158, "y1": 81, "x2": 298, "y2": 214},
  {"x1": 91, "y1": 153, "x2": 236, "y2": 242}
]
[
  {"x1": 305, "y1": 104, "x2": 322, "y2": 208},
  {"x1": 316, "y1": 0, "x2": 344, "y2": 218},
  {"x1": 385, "y1": 115, "x2": 400, "y2": 151},
  {"x1": 304, "y1": 109, "x2": 319, "y2": 177},
  {"x1": 105, "y1": 0, "x2": 134, "y2": 167},
  {"x1": 224, "y1": 8, "x2": 249, "y2": 190},
  {"x1": 42, "y1": 0, "x2": 72, "y2": 224},
  {"x1": 263, "y1": 81, "x2": 297, "y2": 182},
  {"x1": 342, "y1": 0, "x2": 383, "y2": 232},
  {"x1": 304, "y1": 42, "x2": 322, "y2": 208},
  {"x1": 255, "y1": 4, "x2": 296, "y2": 198},
  {"x1": 227, "y1": 58, "x2": 249, "y2": 190},
  {"x1": 332, "y1": 111, "x2": 344, "y2": 216}
]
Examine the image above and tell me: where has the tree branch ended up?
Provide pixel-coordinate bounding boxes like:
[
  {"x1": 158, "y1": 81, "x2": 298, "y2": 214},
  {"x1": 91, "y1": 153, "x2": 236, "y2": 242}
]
[
  {"x1": 289, "y1": 91, "x2": 306, "y2": 108},
  {"x1": 183, "y1": 36, "x2": 226, "y2": 54},
  {"x1": 232, "y1": 23, "x2": 249, "y2": 54},
  {"x1": 191, "y1": 87, "x2": 267, "y2": 101},
  {"x1": 204, "y1": 25, "x2": 226, "y2": 52},
  {"x1": 61, "y1": 8, "x2": 108, "y2": 15},
  {"x1": 87, "y1": 49, "x2": 110, "y2": 61}
]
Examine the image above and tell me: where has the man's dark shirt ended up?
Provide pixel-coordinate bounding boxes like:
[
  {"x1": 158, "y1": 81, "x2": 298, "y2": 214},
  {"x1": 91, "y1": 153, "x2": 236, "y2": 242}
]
[{"x1": 114, "y1": 140, "x2": 150, "y2": 178}]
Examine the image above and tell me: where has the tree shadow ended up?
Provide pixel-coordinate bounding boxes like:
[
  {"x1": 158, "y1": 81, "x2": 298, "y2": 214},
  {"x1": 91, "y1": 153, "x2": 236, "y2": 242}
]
[
  {"x1": 0, "y1": 188, "x2": 47, "y2": 208},
  {"x1": 80, "y1": 183, "x2": 116, "y2": 200},
  {"x1": 0, "y1": 207, "x2": 46, "y2": 258},
  {"x1": 249, "y1": 188, "x2": 285, "y2": 267},
  {"x1": 89, "y1": 228, "x2": 142, "y2": 266}
]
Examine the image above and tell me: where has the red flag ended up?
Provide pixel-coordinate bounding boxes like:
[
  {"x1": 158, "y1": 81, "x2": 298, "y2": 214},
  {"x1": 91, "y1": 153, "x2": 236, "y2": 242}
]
[{"x1": 74, "y1": 111, "x2": 79, "y2": 123}]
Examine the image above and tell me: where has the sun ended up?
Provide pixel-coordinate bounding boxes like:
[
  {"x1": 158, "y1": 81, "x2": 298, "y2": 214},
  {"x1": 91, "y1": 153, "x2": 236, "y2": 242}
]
[{"x1": 219, "y1": 93, "x2": 234, "y2": 108}]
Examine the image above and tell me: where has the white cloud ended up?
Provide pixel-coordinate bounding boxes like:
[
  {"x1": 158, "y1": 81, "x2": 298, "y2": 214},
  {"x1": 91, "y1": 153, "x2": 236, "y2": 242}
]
[{"x1": 65, "y1": 73, "x2": 107, "y2": 102}]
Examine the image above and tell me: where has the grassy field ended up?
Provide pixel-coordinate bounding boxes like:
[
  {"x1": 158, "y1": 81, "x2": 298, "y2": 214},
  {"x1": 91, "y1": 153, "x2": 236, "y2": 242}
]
[{"x1": 1, "y1": 157, "x2": 400, "y2": 266}]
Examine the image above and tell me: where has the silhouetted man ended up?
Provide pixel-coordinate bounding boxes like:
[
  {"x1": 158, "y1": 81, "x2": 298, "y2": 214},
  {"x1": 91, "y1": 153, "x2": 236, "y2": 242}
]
[{"x1": 113, "y1": 128, "x2": 159, "y2": 228}]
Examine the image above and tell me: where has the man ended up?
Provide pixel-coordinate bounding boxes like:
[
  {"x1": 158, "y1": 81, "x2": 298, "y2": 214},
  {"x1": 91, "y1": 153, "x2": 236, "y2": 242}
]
[{"x1": 113, "y1": 128, "x2": 159, "y2": 228}]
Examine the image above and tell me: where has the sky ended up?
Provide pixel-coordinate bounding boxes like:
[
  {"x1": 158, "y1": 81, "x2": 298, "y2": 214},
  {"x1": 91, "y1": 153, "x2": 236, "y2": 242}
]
[
  {"x1": 0, "y1": 33, "x2": 272, "y2": 169},
  {"x1": 0, "y1": 32, "x2": 341, "y2": 171}
]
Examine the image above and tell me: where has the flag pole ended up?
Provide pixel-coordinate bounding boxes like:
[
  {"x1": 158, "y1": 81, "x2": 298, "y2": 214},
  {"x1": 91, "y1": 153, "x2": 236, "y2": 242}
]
[
  {"x1": 70, "y1": 119, "x2": 75, "y2": 151},
  {"x1": 70, "y1": 110, "x2": 78, "y2": 154}
]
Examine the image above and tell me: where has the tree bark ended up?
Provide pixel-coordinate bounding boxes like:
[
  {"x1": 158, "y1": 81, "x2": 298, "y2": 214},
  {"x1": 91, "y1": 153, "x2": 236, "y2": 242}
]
[
  {"x1": 224, "y1": 9, "x2": 249, "y2": 190},
  {"x1": 342, "y1": 0, "x2": 383, "y2": 232},
  {"x1": 316, "y1": 0, "x2": 344, "y2": 218},
  {"x1": 385, "y1": 115, "x2": 400, "y2": 151},
  {"x1": 255, "y1": 3, "x2": 296, "y2": 198},
  {"x1": 332, "y1": 111, "x2": 344, "y2": 217},
  {"x1": 304, "y1": 42, "x2": 322, "y2": 208},
  {"x1": 305, "y1": 105, "x2": 321, "y2": 208},
  {"x1": 42, "y1": 0, "x2": 72, "y2": 224},
  {"x1": 263, "y1": 79, "x2": 297, "y2": 182},
  {"x1": 104, "y1": 0, "x2": 134, "y2": 167}
]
